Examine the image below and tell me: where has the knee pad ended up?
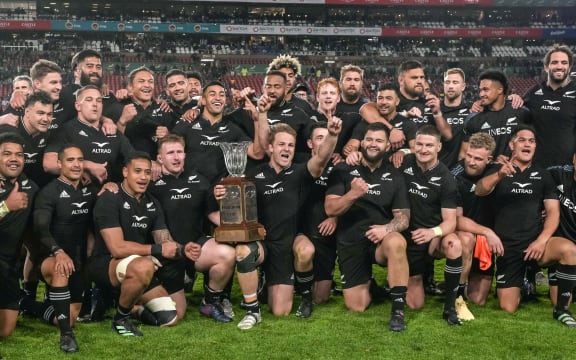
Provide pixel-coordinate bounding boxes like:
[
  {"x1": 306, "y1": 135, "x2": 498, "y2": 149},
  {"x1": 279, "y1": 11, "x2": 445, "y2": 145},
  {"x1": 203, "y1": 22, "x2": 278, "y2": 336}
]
[
  {"x1": 144, "y1": 296, "x2": 178, "y2": 326},
  {"x1": 236, "y1": 242, "x2": 259, "y2": 274},
  {"x1": 115, "y1": 255, "x2": 141, "y2": 283}
]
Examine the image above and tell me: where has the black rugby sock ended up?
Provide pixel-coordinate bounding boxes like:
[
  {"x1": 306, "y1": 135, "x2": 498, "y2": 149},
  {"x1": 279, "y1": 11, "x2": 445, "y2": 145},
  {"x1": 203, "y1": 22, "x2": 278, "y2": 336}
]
[
  {"x1": 49, "y1": 286, "x2": 72, "y2": 334},
  {"x1": 22, "y1": 281, "x2": 39, "y2": 300},
  {"x1": 555, "y1": 264, "x2": 576, "y2": 312},
  {"x1": 390, "y1": 286, "x2": 407, "y2": 313},
  {"x1": 295, "y1": 270, "x2": 314, "y2": 301},
  {"x1": 204, "y1": 284, "x2": 223, "y2": 304},
  {"x1": 242, "y1": 299, "x2": 260, "y2": 313},
  {"x1": 444, "y1": 257, "x2": 463, "y2": 311},
  {"x1": 457, "y1": 283, "x2": 466, "y2": 298},
  {"x1": 114, "y1": 304, "x2": 132, "y2": 321}
]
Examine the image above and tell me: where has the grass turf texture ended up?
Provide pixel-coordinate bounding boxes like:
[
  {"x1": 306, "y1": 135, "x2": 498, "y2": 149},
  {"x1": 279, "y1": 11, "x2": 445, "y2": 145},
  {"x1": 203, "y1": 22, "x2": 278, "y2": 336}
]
[{"x1": 1, "y1": 264, "x2": 573, "y2": 360}]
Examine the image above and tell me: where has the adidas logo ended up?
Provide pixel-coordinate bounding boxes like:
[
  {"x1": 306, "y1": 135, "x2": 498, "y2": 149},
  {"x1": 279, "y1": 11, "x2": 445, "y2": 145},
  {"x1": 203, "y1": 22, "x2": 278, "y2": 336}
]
[
  {"x1": 155, "y1": 179, "x2": 166, "y2": 186},
  {"x1": 557, "y1": 185, "x2": 564, "y2": 193},
  {"x1": 123, "y1": 202, "x2": 131, "y2": 210},
  {"x1": 350, "y1": 169, "x2": 361, "y2": 176},
  {"x1": 562, "y1": 291, "x2": 572, "y2": 297},
  {"x1": 59, "y1": 190, "x2": 70, "y2": 198},
  {"x1": 404, "y1": 167, "x2": 414, "y2": 176},
  {"x1": 79, "y1": 130, "x2": 88, "y2": 137},
  {"x1": 255, "y1": 172, "x2": 265, "y2": 179},
  {"x1": 57, "y1": 314, "x2": 68, "y2": 321},
  {"x1": 481, "y1": 122, "x2": 491, "y2": 130},
  {"x1": 534, "y1": 89, "x2": 543, "y2": 95},
  {"x1": 192, "y1": 123, "x2": 202, "y2": 130}
]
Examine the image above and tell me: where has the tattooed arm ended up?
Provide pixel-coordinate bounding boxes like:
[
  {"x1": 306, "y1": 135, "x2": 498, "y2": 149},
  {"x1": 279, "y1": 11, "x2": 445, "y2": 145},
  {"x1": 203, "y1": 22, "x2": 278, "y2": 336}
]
[
  {"x1": 364, "y1": 208, "x2": 410, "y2": 244},
  {"x1": 151, "y1": 229, "x2": 182, "y2": 259}
]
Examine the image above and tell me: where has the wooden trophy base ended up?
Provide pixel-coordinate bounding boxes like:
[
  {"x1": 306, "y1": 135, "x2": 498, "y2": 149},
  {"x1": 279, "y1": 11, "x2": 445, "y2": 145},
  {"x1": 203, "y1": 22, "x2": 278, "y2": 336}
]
[
  {"x1": 215, "y1": 177, "x2": 265, "y2": 243},
  {"x1": 215, "y1": 222, "x2": 265, "y2": 243}
]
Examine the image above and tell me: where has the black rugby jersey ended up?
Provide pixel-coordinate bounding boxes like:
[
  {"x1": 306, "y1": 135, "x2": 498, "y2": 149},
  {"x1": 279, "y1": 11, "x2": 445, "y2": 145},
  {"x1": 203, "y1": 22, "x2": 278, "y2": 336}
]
[
  {"x1": 463, "y1": 103, "x2": 531, "y2": 157},
  {"x1": 548, "y1": 165, "x2": 576, "y2": 242},
  {"x1": 0, "y1": 175, "x2": 38, "y2": 261},
  {"x1": 439, "y1": 101, "x2": 470, "y2": 168},
  {"x1": 46, "y1": 118, "x2": 134, "y2": 183},
  {"x1": 485, "y1": 163, "x2": 556, "y2": 247},
  {"x1": 400, "y1": 154, "x2": 458, "y2": 230},
  {"x1": 524, "y1": 81, "x2": 576, "y2": 168},
  {"x1": 148, "y1": 169, "x2": 218, "y2": 245},
  {"x1": 172, "y1": 115, "x2": 251, "y2": 185},
  {"x1": 247, "y1": 162, "x2": 314, "y2": 243},
  {"x1": 0, "y1": 121, "x2": 52, "y2": 187},
  {"x1": 34, "y1": 178, "x2": 97, "y2": 258},
  {"x1": 450, "y1": 160, "x2": 494, "y2": 228},
  {"x1": 327, "y1": 162, "x2": 409, "y2": 246},
  {"x1": 93, "y1": 184, "x2": 166, "y2": 256}
]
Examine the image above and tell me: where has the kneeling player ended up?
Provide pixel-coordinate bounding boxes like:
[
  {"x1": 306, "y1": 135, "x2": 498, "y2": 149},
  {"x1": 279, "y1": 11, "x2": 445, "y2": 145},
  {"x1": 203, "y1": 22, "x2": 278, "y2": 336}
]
[
  {"x1": 400, "y1": 125, "x2": 464, "y2": 325},
  {"x1": 452, "y1": 133, "x2": 503, "y2": 312},
  {"x1": 476, "y1": 125, "x2": 576, "y2": 326},
  {"x1": 32, "y1": 145, "x2": 101, "y2": 352},
  {"x1": 326, "y1": 123, "x2": 410, "y2": 331},
  {"x1": 89, "y1": 152, "x2": 199, "y2": 336},
  {"x1": 149, "y1": 135, "x2": 236, "y2": 322}
]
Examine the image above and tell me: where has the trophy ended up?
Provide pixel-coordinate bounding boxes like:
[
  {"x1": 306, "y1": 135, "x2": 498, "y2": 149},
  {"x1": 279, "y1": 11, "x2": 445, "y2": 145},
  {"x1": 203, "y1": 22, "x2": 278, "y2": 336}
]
[{"x1": 214, "y1": 142, "x2": 265, "y2": 243}]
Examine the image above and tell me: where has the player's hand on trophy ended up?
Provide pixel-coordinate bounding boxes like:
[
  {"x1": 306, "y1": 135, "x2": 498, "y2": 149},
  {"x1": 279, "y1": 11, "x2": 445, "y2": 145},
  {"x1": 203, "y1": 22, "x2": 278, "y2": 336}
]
[{"x1": 213, "y1": 184, "x2": 227, "y2": 200}]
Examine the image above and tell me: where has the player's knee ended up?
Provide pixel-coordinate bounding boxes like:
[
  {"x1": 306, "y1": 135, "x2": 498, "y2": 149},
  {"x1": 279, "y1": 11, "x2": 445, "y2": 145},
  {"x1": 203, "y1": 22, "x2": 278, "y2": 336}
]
[
  {"x1": 236, "y1": 242, "x2": 259, "y2": 273},
  {"x1": 442, "y1": 235, "x2": 462, "y2": 257},
  {"x1": 216, "y1": 243, "x2": 236, "y2": 267},
  {"x1": 560, "y1": 242, "x2": 576, "y2": 264},
  {"x1": 499, "y1": 300, "x2": 518, "y2": 313},
  {"x1": 145, "y1": 296, "x2": 178, "y2": 326},
  {"x1": 131, "y1": 258, "x2": 155, "y2": 279},
  {"x1": 381, "y1": 233, "x2": 407, "y2": 254},
  {"x1": 294, "y1": 242, "x2": 315, "y2": 263}
]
